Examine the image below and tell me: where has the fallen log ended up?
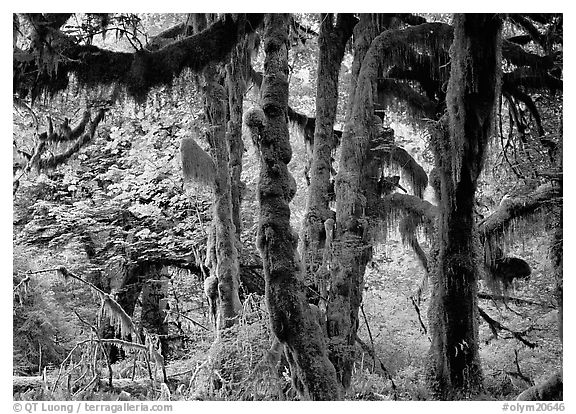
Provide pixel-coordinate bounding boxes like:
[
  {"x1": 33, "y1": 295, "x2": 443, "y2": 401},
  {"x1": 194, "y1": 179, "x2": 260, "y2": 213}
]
[{"x1": 516, "y1": 371, "x2": 563, "y2": 401}]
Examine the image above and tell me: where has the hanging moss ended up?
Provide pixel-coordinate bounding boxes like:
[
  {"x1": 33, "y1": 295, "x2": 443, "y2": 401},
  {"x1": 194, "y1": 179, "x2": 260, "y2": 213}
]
[
  {"x1": 376, "y1": 78, "x2": 437, "y2": 121},
  {"x1": 180, "y1": 137, "x2": 216, "y2": 187},
  {"x1": 399, "y1": 212, "x2": 430, "y2": 272},
  {"x1": 16, "y1": 14, "x2": 264, "y2": 104},
  {"x1": 37, "y1": 109, "x2": 106, "y2": 170},
  {"x1": 478, "y1": 184, "x2": 561, "y2": 265},
  {"x1": 381, "y1": 146, "x2": 429, "y2": 198}
]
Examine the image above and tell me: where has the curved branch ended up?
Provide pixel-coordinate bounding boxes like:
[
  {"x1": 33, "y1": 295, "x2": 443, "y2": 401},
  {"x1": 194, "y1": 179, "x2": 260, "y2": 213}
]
[
  {"x1": 478, "y1": 184, "x2": 562, "y2": 238},
  {"x1": 39, "y1": 110, "x2": 92, "y2": 142},
  {"x1": 399, "y1": 213, "x2": 430, "y2": 272},
  {"x1": 380, "y1": 192, "x2": 438, "y2": 225},
  {"x1": 502, "y1": 82, "x2": 545, "y2": 136},
  {"x1": 509, "y1": 14, "x2": 547, "y2": 51},
  {"x1": 376, "y1": 78, "x2": 437, "y2": 119}
]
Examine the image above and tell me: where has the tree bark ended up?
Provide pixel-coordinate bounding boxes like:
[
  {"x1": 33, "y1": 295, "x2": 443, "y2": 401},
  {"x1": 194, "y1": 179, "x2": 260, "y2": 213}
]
[
  {"x1": 140, "y1": 274, "x2": 169, "y2": 356},
  {"x1": 204, "y1": 77, "x2": 242, "y2": 330},
  {"x1": 299, "y1": 13, "x2": 356, "y2": 305},
  {"x1": 427, "y1": 14, "x2": 502, "y2": 399},
  {"x1": 225, "y1": 28, "x2": 252, "y2": 241},
  {"x1": 324, "y1": 14, "x2": 385, "y2": 389},
  {"x1": 255, "y1": 13, "x2": 340, "y2": 400}
]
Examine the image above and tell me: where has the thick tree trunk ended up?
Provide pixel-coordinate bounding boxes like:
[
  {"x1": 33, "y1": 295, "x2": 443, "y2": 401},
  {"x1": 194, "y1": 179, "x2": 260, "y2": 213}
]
[
  {"x1": 325, "y1": 14, "x2": 394, "y2": 389},
  {"x1": 299, "y1": 14, "x2": 356, "y2": 305},
  {"x1": 324, "y1": 14, "x2": 374, "y2": 389},
  {"x1": 255, "y1": 13, "x2": 340, "y2": 400},
  {"x1": 427, "y1": 14, "x2": 502, "y2": 399}
]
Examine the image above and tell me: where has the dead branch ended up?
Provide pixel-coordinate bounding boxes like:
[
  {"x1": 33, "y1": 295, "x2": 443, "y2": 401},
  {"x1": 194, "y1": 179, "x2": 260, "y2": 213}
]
[
  {"x1": 478, "y1": 306, "x2": 537, "y2": 348},
  {"x1": 478, "y1": 292, "x2": 556, "y2": 309}
]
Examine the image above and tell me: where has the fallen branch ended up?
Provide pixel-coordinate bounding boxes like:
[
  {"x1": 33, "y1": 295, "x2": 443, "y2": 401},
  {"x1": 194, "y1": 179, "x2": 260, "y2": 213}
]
[
  {"x1": 478, "y1": 292, "x2": 555, "y2": 309},
  {"x1": 14, "y1": 376, "x2": 156, "y2": 395},
  {"x1": 516, "y1": 370, "x2": 562, "y2": 401},
  {"x1": 478, "y1": 306, "x2": 537, "y2": 348},
  {"x1": 409, "y1": 296, "x2": 430, "y2": 340},
  {"x1": 355, "y1": 335, "x2": 398, "y2": 400}
]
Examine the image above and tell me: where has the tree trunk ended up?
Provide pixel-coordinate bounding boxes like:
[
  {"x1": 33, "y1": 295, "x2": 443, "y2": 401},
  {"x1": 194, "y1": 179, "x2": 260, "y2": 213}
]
[
  {"x1": 140, "y1": 273, "x2": 169, "y2": 356},
  {"x1": 255, "y1": 13, "x2": 340, "y2": 400},
  {"x1": 190, "y1": 12, "x2": 243, "y2": 332},
  {"x1": 225, "y1": 28, "x2": 252, "y2": 241},
  {"x1": 325, "y1": 14, "x2": 390, "y2": 389},
  {"x1": 204, "y1": 77, "x2": 242, "y2": 330},
  {"x1": 299, "y1": 13, "x2": 356, "y2": 306},
  {"x1": 427, "y1": 13, "x2": 502, "y2": 399}
]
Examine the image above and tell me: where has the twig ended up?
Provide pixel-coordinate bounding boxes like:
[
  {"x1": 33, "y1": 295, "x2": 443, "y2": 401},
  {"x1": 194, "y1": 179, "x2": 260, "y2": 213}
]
[
  {"x1": 409, "y1": 296, "x2": 431, "y2": 341},
  {"x1": 509, "y1": 349, "x2": 534, "y2": 385},
  {"x1": 13, "y1": 275, "x2": 30, "y2": 293},
  {"x1": 73, "y1": 310, "x2": 113, "y2": 387},
  {"x1": 52, "y1": 339, "x2": 92, "y2": 392},
  {"x1": 355, "y1": 335, "x2": 398, "y2": 400},
  {"x1": 360, "y1": 304, "x2": 377, "y2": 372},
  {"x1": 31, "y1": 266, "x2": 107, "y2": 296},
  {"x1": 165, "y1": 309, "x2": 209, "y2": 331}
]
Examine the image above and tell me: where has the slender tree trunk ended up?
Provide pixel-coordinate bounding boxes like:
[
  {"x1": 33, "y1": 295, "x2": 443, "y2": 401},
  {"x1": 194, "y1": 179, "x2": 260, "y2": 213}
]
[
  {"x1": 255, "y1": 13, "x2": 340, "y2": 400},
  {"x1": 190, "y1": 13, "x2": 243, "y2": 331},
  {"x1": 225, "y1": 31, "x2": 251, "y2": 241},
  {"x1": 299, "y1": 13, "x2": 356, "y2": 306},
  {"x1": 140, "y1": 271, "x2": 169, "y2": 356},
  {"x1": 204, "y1": 77, "x2": 242, "y2": 330},
  {"x1": 427, "y1": 13, "x2": 502, "y2": 399}
]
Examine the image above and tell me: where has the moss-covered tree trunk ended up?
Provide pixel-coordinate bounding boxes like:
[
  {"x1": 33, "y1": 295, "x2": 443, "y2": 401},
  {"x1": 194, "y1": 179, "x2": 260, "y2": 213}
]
[
  {"x1": 299, "y1": 13, "x2": 356, "y2": 306},
  {"x1": 254, "y1": 13, "x2": 340, "y2": 400},
  {"x1": 427, "y1": 13, "x2": 502, "y2": 399},
  {"x1": 185, "y1": 13, "x2": 243, "y2": 332},
  {"x1": 325, "y1": 14, "x2": 388, "y2": 389},
  {"x1": 225, "y1": 25, "x2": 252, "y2": 241},
  {"x1": 204, "y1": 77, "x2": 242, "y2": 330}
]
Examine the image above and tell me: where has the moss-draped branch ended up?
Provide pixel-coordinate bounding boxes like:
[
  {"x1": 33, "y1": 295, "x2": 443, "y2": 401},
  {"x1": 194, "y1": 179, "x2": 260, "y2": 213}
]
[{"x1": 14, "y1": 13, "x2": 264, "y2": 102}]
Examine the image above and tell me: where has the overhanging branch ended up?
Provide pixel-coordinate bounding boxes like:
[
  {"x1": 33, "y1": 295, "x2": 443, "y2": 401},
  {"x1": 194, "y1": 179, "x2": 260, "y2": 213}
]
[{"x1": 15, "y1": 14, "x2": 264, "y2": 103}]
